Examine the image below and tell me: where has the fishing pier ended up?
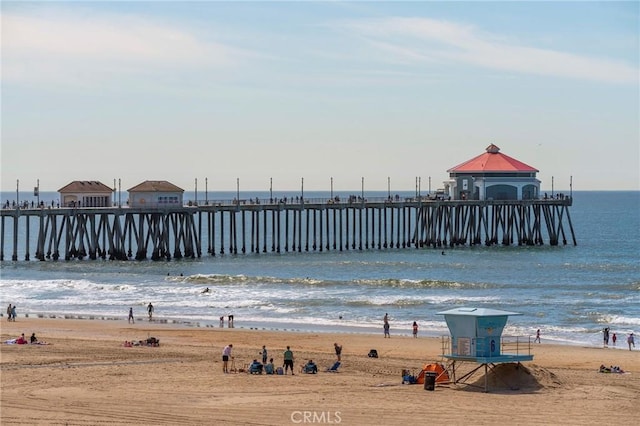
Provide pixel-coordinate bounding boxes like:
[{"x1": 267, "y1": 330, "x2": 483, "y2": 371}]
[{"x1": 0, "y1": 197, "x2": 575, "y2": 261}]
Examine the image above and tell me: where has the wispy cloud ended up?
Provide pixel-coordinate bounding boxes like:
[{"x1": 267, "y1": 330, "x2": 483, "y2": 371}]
[
  {"x1": 336, "y1": 17, "x2": 638, "y2": 84},
  {"x1": 1, "y1": 9, "x2": 241, "y2": 87}
]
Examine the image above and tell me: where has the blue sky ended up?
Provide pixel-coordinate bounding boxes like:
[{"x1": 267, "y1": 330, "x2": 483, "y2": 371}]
[{"x1": 1, "y1": 1, "x2": 638, "y2": 192}]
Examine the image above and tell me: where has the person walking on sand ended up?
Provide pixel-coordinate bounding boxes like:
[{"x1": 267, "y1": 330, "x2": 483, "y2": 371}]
[
  {"x1": 283, "y1": 346, "x2": 295, "y2": 375},
  {"x1": 222, "y1": 344, "x2": 233, "y2": 373},
  {"x1": 384, "y1": 321, "x2": 390, "y2": 338},
  {"x1": 334, "y1": 343, "x2": 342, "y2": 361},
  {"x1": 603, "y1": 327, "x2": 610, "y2": 347},
  {"x1": 628, "y1": 333, "x2": 635, "y2": 351},
  {"x1": 535, "y1": 329, "x2": 541, "y2": 343},
  {"x1": 6, "y1": 304, "x2": 12, "y2": 322},
  {"x1": 147, "y1": 303, "x2": 154, "y2": 321},
  {"x1": 128, "y1": 307, "x2": 134, "y2": 324},
  {"x1": 10, "y1": 305, "x2": 17, "y2": 322},
  {"x1": 413, "y1": 321, "x2": 418, "y2": 338}
]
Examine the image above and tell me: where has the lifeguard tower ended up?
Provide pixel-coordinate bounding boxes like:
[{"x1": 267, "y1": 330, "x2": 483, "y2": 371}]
[{"x1": 438, "y1": 307, "x2": 533, "y2": 392}]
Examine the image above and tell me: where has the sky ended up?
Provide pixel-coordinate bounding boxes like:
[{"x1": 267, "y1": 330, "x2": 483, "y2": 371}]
[{"x1": 1, "y1": 1, "x2": 638, "y2": 193}]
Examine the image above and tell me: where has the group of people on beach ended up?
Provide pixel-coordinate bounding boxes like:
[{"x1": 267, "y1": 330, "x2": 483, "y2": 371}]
[
  {"x1": 6, "y1": 304, "x2": 17, "y2": 321},
  {"x1": 126, "y1": 303, "x2": 155, "y2": 324},
  {"x1": 221, "y1": 342, "x2": 342, "y2": 375},
  {"x1": 382, "y1": 313, "x2": 419, "y2": 339},
  {"x1": 6, "y1": 332, "x2": 41, "y2": 345},
  {"x1": 219, "y1": 315, "x2": 234, "y2": 328},
  {"x1": 603, "y1": 327, "x2": 635, "y2": 351}
]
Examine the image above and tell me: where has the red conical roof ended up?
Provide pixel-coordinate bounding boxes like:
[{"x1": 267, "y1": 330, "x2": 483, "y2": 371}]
[{"x1": 447, "y1": 144, "x2": 538, "y2": 173}]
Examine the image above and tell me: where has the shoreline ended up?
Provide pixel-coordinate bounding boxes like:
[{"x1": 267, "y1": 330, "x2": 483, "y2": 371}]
[{"x1": 1, "y1": 310, "x2": 630, "y2": 350}]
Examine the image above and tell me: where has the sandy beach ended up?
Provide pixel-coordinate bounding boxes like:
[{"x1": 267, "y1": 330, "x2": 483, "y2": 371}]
[{"x1": 1, "y1": 316, "x2": 638, "y2": 425}]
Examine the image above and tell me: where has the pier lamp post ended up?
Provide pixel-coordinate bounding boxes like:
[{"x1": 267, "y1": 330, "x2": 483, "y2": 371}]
[
  {"x1": 552, "y1": 176, "x2": 554, "y2": 198},
  {"x1": 429, "y1": 176, "x2": 431, "y2": 195},
  {"x1": 415, "y1": 177, "x2": 418, "y2": 198},
  {"x1": 330, "y1": 177, "x2": 333, "y2": 200},
  {"x1": 16, "y1": 179, "x2": 19, "y2": 208},
  {"x1": 570, "y1": 175, "x2": 573, "y2": 199},
  {"x1": 205, "y1": 177, "x2": 208, "y2": 205},
  {"x1": 387, "y1": 177, "x2": 390, "y2": 199},
  {"x1": 236, "y1": 178, "x2": 240, "y2": 204},
  {"x1": 118, "y1": 179, "x2": 121, "y2": 207},
  {"x1": 35, "y1": 179, "x2": 40, "y2": 207},
  {"x1": 113, "y1": 179, "x2": 117, "y2": 207},
  {"x1": 194, "y1": 178, "x2": 198, "y2": 206},
  {"x1": 270, "y1": 177, "x2": 273, "y2": 202},
  {"x1": 361, "y1": 177, "x2": 364, "y2": 201},
  {"x1": 301, "y1": 178, "x2": 304, "y2": 204},
  {"x1": 418, "y1": 177, "x2": 421, "y2": 198}
]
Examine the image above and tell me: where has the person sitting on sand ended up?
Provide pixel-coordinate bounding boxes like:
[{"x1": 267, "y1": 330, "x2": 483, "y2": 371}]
[
  {"x1": 15, "y1": 333, "x2": 28, "y2": 345},
  {"x1": 264, "y1": 358, "x2": 275, "y2": 375},
  {"x1": 249, "y1": 359, "x2": 263, "y2": 374},
  {"x1": 303, "y1": 360, "x2": 318, "y2": 374},
  {"x1": 30, "y1": 333, "x2": 38, "y2": 344}
]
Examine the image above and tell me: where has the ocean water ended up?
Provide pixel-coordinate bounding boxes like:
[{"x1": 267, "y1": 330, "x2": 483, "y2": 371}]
[{"x1": 0, "y1": 191, "x2": 638, "y2": 348}]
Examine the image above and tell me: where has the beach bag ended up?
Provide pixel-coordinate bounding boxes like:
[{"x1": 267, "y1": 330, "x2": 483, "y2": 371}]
[
  {"x1": 276, "y1": 367, "x2": 284, "y2": 375},
  {"x1": 368, "y1": 349, "x2": 378, "y2": 358}
]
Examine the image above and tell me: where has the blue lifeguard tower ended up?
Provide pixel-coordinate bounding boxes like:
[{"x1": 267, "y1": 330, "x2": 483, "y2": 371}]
[{"x1": 438, "y1": 307, "x2": 533, "y2": 392}]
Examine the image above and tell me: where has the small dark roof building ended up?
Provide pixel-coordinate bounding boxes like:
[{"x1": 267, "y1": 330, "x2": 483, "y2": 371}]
[
  {"x1": 58, "y1": 181, "x2": 113, "y2": 207},
  {"x1": 444, "y1": 144, "x2": 540, "y2": 200},
  {"x1": 127, "y1": 180, "x2": 184, "y2": 208}
]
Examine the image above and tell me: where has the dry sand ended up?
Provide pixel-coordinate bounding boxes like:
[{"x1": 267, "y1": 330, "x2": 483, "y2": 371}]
[{"x1": 1, "y1": 317, "x2": 638, "y2": 425}]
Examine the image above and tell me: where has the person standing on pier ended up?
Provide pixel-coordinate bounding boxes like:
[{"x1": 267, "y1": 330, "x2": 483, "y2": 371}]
[{"x1": 147, "y1": 303, "x2": 154, "y2": 321}]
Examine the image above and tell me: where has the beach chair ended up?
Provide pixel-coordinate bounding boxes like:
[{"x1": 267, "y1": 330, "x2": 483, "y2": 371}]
[{"x1": 326, "y1": 361, "x2": 341, "y2": 372}]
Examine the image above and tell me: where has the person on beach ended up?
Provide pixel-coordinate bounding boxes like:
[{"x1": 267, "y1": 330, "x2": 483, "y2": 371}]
[
  {"x1": 283, "y1": 346, "x2": 295, "y2": 375},
  {"x1": 612, "y1": 333, "x2": 617, "y2": 346},
  {"x1": 334, "y1": 343, "x2": 342, "y2": 361},
  {"x1": 219, "y1": 316, "x2": 224, "y2": 328},
  {"x1": 384, "y1": 321, "x2": 390, "y2": 338},
  {"x1": 603, "y1": 327, "x2": 610, "y2": 347},
  {"x1": 412, "y1": 321, "x2": 418, "y2": 338},
  {"x1": 535, "y1": 329, "x2": 541, "y2": 343},
  {"x1": 228, "y1": 314, "x2": 234, "y2": 328},
  {"x1": 30, "y1": 333, "x2": 38, "y2": 344},
  {"x1": 303, "y1": 360, "x2": 318, "y2": 374},
  {"x1": 261, "y1": 345, "x2": 268, "y2": 364},
  {"x1": 128, "y1": 307, "x2": 134, "y2": 324},
  {"x1": 147, "y1": 303, "x2": 154, "y2": 321},
  {"x1": 628, "y1": 333, "x2": 635, "y2": 351},
  {"x1": 6, "y1": 304, "x2": 11, "y2": 321},
  {"x1": 10, "y1": 305, "x2": 17, "y2": 322},
  {"x1": 222, "y1": 344, "x2": 233, "y2": 373},
  {"x1": 264, "y1": 358, "x2": 275, "y2": 375}
]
